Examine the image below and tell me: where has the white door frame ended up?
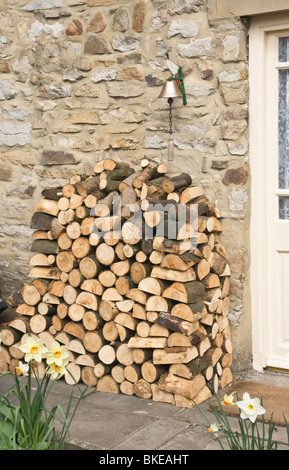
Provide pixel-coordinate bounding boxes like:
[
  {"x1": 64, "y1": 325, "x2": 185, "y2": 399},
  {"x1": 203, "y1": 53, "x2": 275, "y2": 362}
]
[{"x1": 249, "y1": 13, "x2": 289, "y2": 371}]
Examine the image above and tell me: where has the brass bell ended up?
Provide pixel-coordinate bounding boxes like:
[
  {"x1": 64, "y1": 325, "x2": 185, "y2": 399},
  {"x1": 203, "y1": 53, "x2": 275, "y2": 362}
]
[
  {"x1": 158, "y1": 80, "x2": 183, "y2": 99},
  {"x1": 158, "y1": 80, "x2": 183, "y2": 163}
]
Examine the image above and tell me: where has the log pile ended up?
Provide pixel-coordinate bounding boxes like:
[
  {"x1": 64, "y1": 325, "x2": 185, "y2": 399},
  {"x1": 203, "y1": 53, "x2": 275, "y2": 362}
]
[{"x1": 0, "y1": 158, "x2": 233, "y2": 408}]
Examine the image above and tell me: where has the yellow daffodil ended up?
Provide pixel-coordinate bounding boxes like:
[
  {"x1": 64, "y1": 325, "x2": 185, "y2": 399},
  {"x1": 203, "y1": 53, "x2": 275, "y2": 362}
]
[
  {"x1": 236, "y1": 392, "x2": 266, "y2": 423},
  {"x1": 208, "y1": 423, "x2": 219, "y2": 433},
  {"x1": 46, "y1": 341, "x2": 69, "y2": 367},
  {"x1": 221, "y1": 392, "x2": 236, "y2": 407},
  {"x1": 15, "y1": 361, "x2": 29, "y2": 376},
  {"x1": 19, "y1": 336, "x2": 48, "y2": 363},
  {"x1": 47, "y1": 359, "x2": 69, "y2": 380}
]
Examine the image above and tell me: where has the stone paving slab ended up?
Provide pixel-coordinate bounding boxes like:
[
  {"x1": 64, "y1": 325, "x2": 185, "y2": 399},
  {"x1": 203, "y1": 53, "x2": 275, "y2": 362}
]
[
  {"x1": 1, "y1": 371, "x2": 289, "y2": 451},
  {"x1": 111, "y1": 417, "x2": 191, "y2": 450}
]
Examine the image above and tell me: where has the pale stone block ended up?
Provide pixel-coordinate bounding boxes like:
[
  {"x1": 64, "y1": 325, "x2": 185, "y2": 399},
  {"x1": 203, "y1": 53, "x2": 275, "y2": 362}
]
[
  {"x1": 228, "y1": 188, "x2": 248, "y2": 211},
  {"x1": 176, "y1": 121, "x2": 208, "y2": 135},
  {"x1": 221, "y1": 120, "x2": 247, "y2": 140},
  {"x1": 111, "y1": 137, "x2": 138, "y2": 149},
  {"x1": 3, "y1": 108, "x2": 30, "y2": 121},
  {"x1": 227, "y1": 141, "x2": 248, "y2": 156},
  {"x1": 1, "y1": 150, "x2": 34, "y2": 167},
  {"x1": 91, "y1": 69, "x2": 117, "y2": 83},
  {"x1": 68, "y1": 112, "x2": 99, "y2": 124},
  {"x1": 144, "y1": 136, "x2": 166, "y2": 149},
  {"x1": 179, "y1": 38, "x2": 213, "y2": 57},
  {"x1": 0, "y1": 222, "x2": 34, "y2": 237},
  {"x1": 99, "y1": 108, "x2": 142, "y2": 124},
  {"x1": 107, "y1": 82, "x2": 144, "y2": 98},
  {"x1": 149, "y1": 6, "x2": 167, "y2": 32},
  {"x1": 0, "y1": 123, "x2": 31, "y2": 146},
  {"x1": 111, "y1": 33, "x2": 140, "y2": 52},
  {"x1": 26, "y1": 20, "x2": 64, "y2": 41},
  {"x1": 22, "y1": 0, "x2": 64, "y2": 10},
  {"x1": 49, "y1": 86, "x2": 71, "y2": 99},
  {"x1": 169, "y1": 0, "x2": 202, "y2": 15},
  {"x1": 168, "y1": 19, "x2": 199, "y2": 38},
  {"x1": 0, "y1": 80, "x2": 17, "y2": 100},
  {"x1": 63, "y1": 70, "x2": 85, "y2": 82},
  {"x1": 222, "y1": 33, "x2": 240, "y2": 62},
  {"x1": 220, "y1": 83, "x2": 248, "y2": 104}
]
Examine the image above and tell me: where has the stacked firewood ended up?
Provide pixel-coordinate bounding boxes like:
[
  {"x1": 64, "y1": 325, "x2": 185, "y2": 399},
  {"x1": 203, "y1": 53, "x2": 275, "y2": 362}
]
[{"x1": 0, "y1": 158, "x2": 233, "y2": 408}]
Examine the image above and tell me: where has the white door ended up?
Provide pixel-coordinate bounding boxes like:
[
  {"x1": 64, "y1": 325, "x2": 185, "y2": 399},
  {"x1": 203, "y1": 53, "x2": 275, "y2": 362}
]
[
  {"x1": 250, "y1": 16, "x2": 289, "y2": 371},
  {"x1": 266, "y1": 32, "x2": 289, "y2": 369}
]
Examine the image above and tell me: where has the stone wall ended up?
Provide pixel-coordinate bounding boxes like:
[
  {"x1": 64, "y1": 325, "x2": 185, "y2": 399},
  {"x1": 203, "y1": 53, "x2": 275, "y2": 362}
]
[{"x1": 0, "y1": 0, "x2": 250, "y2": 371}]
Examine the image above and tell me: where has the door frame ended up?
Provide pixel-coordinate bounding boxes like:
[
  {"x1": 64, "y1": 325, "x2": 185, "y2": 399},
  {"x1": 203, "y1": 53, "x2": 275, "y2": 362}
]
[{"x1": 249, "y1": 13, "x2": 289, "y2": 371}]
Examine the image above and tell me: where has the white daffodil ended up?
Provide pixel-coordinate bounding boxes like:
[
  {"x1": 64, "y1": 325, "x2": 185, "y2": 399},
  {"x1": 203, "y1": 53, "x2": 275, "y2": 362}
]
[
  {"x1": 221, "y1": 392, "x2": 236, "y2": 407},
  {"x1": 47, "y1": 359, "x2": 69, "y2": 380},
  {"x1": 15, "y1": 361, "x2": 29, "y2": 376},
  {"x1": 19, "y1": 336, "x2": 48, "y2": 363},
  {"x1": 46, "y1": 341, "x2": 69, "y2": 367},
  {"x1": 236, "y1": 392, "x2": 266, "y2": 423},
  {"x1": 208, "y1": 423, "x2": 219, "y2": 434}
]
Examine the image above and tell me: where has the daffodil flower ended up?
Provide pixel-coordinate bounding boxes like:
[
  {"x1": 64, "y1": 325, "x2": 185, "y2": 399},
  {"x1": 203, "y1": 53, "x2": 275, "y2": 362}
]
[
  {"x1": 19, "y1": 336, "x2": 48, "y2": 363},
  {"x1": 47, "y1": 360, "x2": 69, "y2": 379},
  {"x1": 46, "y1": 341, "x2": 69, "y2": 367},
  {"x1": 236, "y1": 392, "x2": 266, "y2": 423},
  {"x1": 15, "y1": 361, "x2": 29, "y2": 376},
  {"x1": 47, "y1": 359, "x2": 69, "y2": 380},
  {"x1": 221, "y1": 392, "x2": 236, "y2": 406},
  {"x1": 208, "y1": 423, "x2": 219, "y2": 433}
]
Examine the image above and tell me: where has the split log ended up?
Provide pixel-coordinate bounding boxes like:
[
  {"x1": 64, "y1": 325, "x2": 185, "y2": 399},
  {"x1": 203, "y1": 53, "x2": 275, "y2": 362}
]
[
  {"x1": 94, "y1": 362, "x2": 112, "y2": 379},
  {"x1": 158, "y1": 372, "x2": 206, "y2": 400},
  {"x1": 63, "y1": 321, "x2": 86, "y2": 339},
  {"x1": 65, "y1": 363, "x2": 81, "y2": 384},
  {"x1": 127, "y1": 336, "x2": 167, "y2": 349},
  {"x1": 157, "y1": 312, "x2": 199, "y2": 336},
  {"x1": 179, "y1": 186, "x2": 204, "y2": 205},
  {"x1": 151, "y1": 384, "x2": 175, "y2": 405},
  {"x1": 138, "y1": 277, "x2": 165, "y2": 296},
  {"x1": 81, "y1": 366, "x2": 98, "y2": 387},
  {"x1": 83, "y1": 330, "x2": 105, "y2": 353},
  {"x1": 116, "y1": 343, "x2": 134, "y2": 366},
  {"x1": 133, "y1": 163, "x2": 157, "y2": 189},
  {"x1": 31, "y1": 240, "x2": 58, "y2": 255},
  {"x1": 133, "y1": 379, "x2": 152, "y2": 399},
  {"x1": 81, "y1": 279, "x2": 103, "y2": 296},
  {"x1": 42, "y1": 187, "x2": 63, "y2": 201},
  {"x1": 96, "y1": 243, "x2": 115, "y2": 266},
  {"x1": 141, "y1": 361, "x2": 166, "y2": 383},
  {"x1": 130, "y1": 262, "x2": 151, "y2": 284},
  {"x1": 30, "y1": 212, "x2": 54, "y2": 230},
  {"x1": 96, "y1": 376, "x2": 119, "y2": 394},
  {"x1": 82, "y1": 310, "x2": 103, "y2": 331},
  {"x1": 30, "y1": 314, "x2": 52, "y2": 334},
  {"x1": 163, "y1": 281, "x2": 206, "y2": 304},
  {"x1": 162, "y1": 173, "x2": 192, "y2": 193},
  {"x1": 124, "y1": 363, "x2": 142, "y2": 383},
  {"x1": 0, "y1": 327, "x2": 22, "y2": 346},
  {"x1": 56, "y1": 251, "x2": 77, "y2": 273},
  {"x1": 153, "y1": 346, "x2": 198, "y2": 364},
  {"x1": 98, "y1": 344, "x2": 117, "y2": 365},
  {"x1": 111, "y1": 364, "x2": 125, "y2": 383},
  {"x1": 151, "y1": 266, "x2": 196, "y2": 283},
  {"x1": 76, "y1": 176, "x2": 100, "y2": 197},
  {"x1": 21, "y1": 284, "x2": 41, "y2": 306}
]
